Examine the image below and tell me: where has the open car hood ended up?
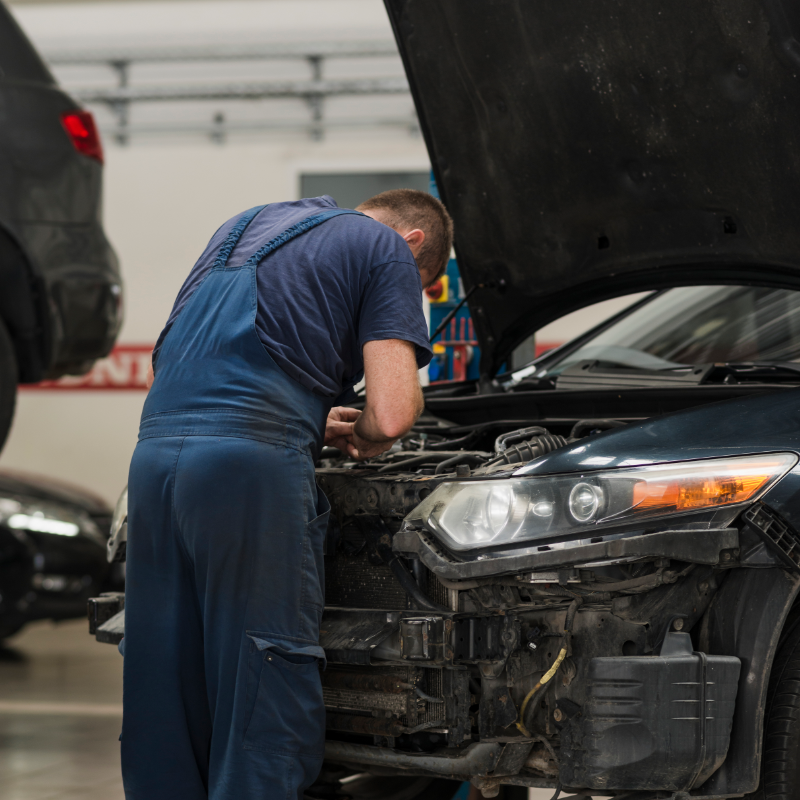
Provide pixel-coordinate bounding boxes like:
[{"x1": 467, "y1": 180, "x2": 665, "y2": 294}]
[{"x1": 385, "y1": 0, "x2": 800, "y2": 376}]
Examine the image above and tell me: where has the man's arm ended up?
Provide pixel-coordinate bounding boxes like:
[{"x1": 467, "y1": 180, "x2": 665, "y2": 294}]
[{"x1": 352, "y1": 339, "x2": 424, "y2": 459}]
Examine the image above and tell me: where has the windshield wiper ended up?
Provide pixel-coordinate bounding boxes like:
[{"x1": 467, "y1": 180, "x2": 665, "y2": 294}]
[
  {"x1": 505, "y1": 359, "x2": 800, "y2": 393},
  {"x1": 552, "y1": 360, "x2": 800, "y2": 391},
  {"x1": 706, "y1": 362, "x2": 800, "y2": 384}
]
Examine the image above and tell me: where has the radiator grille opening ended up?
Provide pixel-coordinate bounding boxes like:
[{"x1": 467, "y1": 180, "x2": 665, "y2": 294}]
[
  {"x1": 325, "y1": 549, "x2": 408, "y2": 609},
  {"x1": 322, "y1": 665, "x2": 446, "y2": 731},
  {"x1": 324, "y1": 526, "x2": 457, "y2": 612}
]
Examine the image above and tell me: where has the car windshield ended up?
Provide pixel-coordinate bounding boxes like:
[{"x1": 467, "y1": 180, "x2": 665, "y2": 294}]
[{"x1": 538, "y1": 285, "x2": 800, "y2": 376}]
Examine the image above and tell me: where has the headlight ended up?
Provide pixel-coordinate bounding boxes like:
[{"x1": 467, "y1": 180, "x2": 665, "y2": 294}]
[
  {"x1": 407, "y1": 453, "x2": 797, "y2": 551},
  {"x1": 0, "y1": 497, "x2": 105, "y2": 546},
  {"x1": 107, "y1": 486, "x2": 128, "y2": 563}
]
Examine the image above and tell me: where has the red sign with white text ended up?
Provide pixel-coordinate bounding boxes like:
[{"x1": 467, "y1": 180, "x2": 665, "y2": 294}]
[{"x1": 22, "y1": 344, "x2": 154, "y2": 391}]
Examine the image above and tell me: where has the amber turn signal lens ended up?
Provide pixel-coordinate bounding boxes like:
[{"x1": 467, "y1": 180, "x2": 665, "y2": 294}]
[{"x1": 632, "y1": 457, "x2": 789, "y2": 514}]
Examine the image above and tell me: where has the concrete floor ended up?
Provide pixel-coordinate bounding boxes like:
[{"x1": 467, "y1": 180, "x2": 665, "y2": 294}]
[
  {"x1": 0, "y1": 619, "x2": 124, "y2": 800},
  {"x1": 0, "y1": 620, "x2": 551, "y2": 800}
]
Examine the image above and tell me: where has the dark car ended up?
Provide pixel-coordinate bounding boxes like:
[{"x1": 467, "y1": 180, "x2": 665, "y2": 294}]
[
  {"x1": 89, "y1": 2, "x2": 800, "y2": 799},
  {"x1": 0, "y1": 469, "x2": 113, "y2": 639},
  {"x1": 0, "y1": 2, "x2": 121, "y2": 448}
]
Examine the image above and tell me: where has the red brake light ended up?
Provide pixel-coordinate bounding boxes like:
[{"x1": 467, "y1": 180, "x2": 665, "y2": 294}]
[{"x1": 60, "y1": 110, "x2": 104, "y2": 164}]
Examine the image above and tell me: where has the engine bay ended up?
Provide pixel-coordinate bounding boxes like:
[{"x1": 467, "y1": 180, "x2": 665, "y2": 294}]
[{"x1": 313, "y1": 418, "x2": 749, "y2": 795}]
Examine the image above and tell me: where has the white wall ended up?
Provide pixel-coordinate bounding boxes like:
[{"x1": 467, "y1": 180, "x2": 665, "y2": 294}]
[{"x1": 1, "y1": 132, "x2": 429, "y2": 505}]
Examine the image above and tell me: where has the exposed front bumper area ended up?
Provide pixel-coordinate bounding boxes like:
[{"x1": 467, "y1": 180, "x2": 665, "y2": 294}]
[{"x1": 90, "y1": 511, "x2": 784, "y2": 797}]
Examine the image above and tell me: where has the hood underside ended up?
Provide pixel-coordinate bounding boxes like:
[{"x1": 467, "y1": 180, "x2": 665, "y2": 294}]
[{"x1": 385, "y1": 0, "x2": 800, "y2": 375}]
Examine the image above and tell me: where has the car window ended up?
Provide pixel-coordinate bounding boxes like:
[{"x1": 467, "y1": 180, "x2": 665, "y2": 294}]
[
  {"x1": 0, "y1": 4, "x2": 54, "y2": 84},
  {"x1": 540, "y1": 285, "x2": 800, "y2": 375}
]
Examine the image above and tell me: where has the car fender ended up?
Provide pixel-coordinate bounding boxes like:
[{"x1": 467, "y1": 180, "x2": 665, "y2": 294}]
[
  {"x1": 0, "y1": 221, "x2": 48, "y2": 381},
  {"x1": 697, "y1": 566, "x2": 800, "y2": 795}
]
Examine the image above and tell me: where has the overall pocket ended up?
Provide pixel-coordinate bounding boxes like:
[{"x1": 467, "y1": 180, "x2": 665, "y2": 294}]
[{"x1": 242, "y1": 633, "x2": 326, "y2": 756}]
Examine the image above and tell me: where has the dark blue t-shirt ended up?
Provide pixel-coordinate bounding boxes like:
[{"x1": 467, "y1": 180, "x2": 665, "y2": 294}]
[{"x1": 154, "y1": 196, "x2": 433, "y2": 398}]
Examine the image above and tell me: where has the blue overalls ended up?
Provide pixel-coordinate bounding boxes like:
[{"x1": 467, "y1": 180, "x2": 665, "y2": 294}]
[{"x1": 122, "y1": 206, "x2": 362, "y2": 799}]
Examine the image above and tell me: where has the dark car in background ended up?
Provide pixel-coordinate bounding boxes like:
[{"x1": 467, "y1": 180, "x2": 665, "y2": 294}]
[
  {"x1": 89, "y1": 1, "x2": 800, "y2": 799},
  {"x1": 0, "y1": 469, "x2": 113, "y2": 640},
  {"x1": 0, "y1": 1, "x2": 121, "y2": 449}
]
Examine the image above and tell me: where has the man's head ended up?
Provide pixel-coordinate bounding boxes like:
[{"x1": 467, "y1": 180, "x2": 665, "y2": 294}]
[{"x1": 357, "y1": 189, "x2": 454, "y2": 286}]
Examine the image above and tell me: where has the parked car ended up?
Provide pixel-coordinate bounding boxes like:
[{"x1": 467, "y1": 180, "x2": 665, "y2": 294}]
[
  {"x1": 0, "y1": 1, "x2": 121, "y2": 449},
  {"x1": 89, "y1": 2, "x2": 800, "y2": 799},
  {"x1": 0, "y1": 469, "x2": 113, "y2": 640}
]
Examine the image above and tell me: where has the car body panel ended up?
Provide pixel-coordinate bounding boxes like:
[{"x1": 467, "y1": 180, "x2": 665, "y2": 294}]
[
  {"x1": 698, "y1": 567, "x2": 800, "y2": 795},
  {"x1": 0, "y1": 1, "x2": 121, "y2": 380},
  {"x1": 385, "y1": 0, "x2": 800, "y2": 375},
  {"x1": 0, "y1": 468, "x2": 112, "y2": 637},
  {"x1": 517, "y1": 389, "x2": 800, "y2": 476}
]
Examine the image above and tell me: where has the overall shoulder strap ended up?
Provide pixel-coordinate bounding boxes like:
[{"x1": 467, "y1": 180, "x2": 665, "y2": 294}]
[
  {"x1": 243, "y1": 208, "x2": 366, "y2": 269},
  {"x1": 214, "y1": 205, "x2": 268, "y2": 269}
]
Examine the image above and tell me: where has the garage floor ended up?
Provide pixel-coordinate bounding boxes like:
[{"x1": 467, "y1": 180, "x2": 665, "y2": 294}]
[
  {"x1": 0, "y1": 619, "x2": 124, "y2": 800},
  {"x1": 0, "y1": 621, "x2": 551, "y2": 800}
]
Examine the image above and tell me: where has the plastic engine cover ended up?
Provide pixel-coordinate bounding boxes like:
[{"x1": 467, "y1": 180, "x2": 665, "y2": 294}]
[{"x1": 560, "y1": 632, "x2": 741, "y2": 791}]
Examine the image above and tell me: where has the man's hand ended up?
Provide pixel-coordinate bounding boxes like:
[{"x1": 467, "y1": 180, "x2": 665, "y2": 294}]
[
  {"x1": 352, "y1": 339, "x2": 423, "y2": 460},
  {"x1": 324, "y1": 406, "x2": 361, "y2": 458}
]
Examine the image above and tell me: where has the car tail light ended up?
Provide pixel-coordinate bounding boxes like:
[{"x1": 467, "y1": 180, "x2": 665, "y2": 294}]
[{"x1": 60, "y1": 110, "x2": 104, "y2": 164}]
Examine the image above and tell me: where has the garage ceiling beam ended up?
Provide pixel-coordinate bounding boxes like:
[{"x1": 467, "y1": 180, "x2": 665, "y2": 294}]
[
  {"x1": 44, "y1": 40, "x2": 399, "y2": 65},
  {"x1": 74, "y1": 76, "x2": 410, "y2": 104},
  {"x1": 101, "y1": 114, "x2": 421, "y2": 141}
]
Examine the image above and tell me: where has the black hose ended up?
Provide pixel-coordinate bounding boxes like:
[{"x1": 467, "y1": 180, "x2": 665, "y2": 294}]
[
  {"x1": 484, "y1": 433, "x2": 568, "y2": 467},
  {"x1": 564, "y1": 596, "x2": 583, "y2": 632},
  {"x1": 494, "y1": 426, "x2": 549, "y2": 452},
  {"x1": 350, "y1": 516, "x2": 449, "y2": 613},
  {"x1": 388, "y1": 557, "x2": 450, "y2": 613},
  {"x1": 434, "y1": 452, "x2": 487, "y2": 474},
  {"x1": 377, "y1": 452, "x2": 455, "y2": 473},
  {"x1": 426, "y1": 433, "x2": 479, "y2": 451}
]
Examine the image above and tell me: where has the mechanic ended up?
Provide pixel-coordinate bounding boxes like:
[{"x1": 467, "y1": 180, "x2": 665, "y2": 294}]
[{"x1": 120, "y1": 190, "x2": 453, "y2": 800}]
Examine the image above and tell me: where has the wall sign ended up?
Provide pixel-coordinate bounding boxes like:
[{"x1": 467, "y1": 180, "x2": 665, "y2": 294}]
[{"x1": 22, "y1": 345, "x2": 154, "y2": 391}]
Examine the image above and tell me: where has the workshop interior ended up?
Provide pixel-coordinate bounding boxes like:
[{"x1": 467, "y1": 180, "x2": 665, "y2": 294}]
[{"x1": 4, "y1": 0, "x2": 800, "y2": 799}]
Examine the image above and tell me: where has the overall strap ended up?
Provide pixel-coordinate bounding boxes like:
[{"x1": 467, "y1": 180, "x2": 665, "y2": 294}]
[
  {"x1": 243, "y1": 208, "x2": 365, "y2": 268},
  {"x1": 214, "y1": 205, "x2": 268, "y2": 269}
]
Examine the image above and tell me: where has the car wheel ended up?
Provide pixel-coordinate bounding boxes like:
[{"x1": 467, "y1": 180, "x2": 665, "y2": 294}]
[
  {"x1": 0, "y1": 317, "x2": 16, "y2": 453},
  {"x1": 750, "y1": 615, "x2": 800, "y2": 799}
]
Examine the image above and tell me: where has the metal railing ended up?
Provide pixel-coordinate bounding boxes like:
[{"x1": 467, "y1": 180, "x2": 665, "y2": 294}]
[{"x1": 44, "y1": 40, "x2": 415, "y2": 143}]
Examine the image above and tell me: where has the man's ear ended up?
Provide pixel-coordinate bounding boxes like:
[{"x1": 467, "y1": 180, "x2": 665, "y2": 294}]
[{"x1": 403, "y1": 228, "x2": 425, "y2": 254}]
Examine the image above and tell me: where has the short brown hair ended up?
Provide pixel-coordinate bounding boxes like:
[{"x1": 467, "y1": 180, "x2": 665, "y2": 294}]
[{"x1": 357, "y1": 188, "x2": 454, "y2": 278}]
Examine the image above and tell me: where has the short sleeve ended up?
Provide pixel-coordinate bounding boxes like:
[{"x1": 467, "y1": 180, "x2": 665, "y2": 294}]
[{"x1": 359, "y1": 261, "x2": 433, "y2": 368}]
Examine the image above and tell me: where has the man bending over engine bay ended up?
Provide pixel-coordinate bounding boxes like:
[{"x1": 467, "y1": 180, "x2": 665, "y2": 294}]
[{"x1": 120, "y1": 190, "x2": 453, "y2": 799}]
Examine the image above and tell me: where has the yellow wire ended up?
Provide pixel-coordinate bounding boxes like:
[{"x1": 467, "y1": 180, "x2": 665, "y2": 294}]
[{"x1": 515, "y1": 646, "x2": 568, "y2": 737}]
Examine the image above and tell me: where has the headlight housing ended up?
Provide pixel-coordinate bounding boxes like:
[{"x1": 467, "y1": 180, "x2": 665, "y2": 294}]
[{"x1": 407, "y1": 453, "x2": 797, "y2": 551}]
